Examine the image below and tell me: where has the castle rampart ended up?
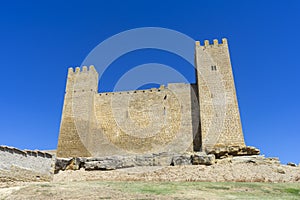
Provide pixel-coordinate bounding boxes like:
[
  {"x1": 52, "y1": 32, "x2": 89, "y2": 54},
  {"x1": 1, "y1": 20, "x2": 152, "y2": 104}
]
[{"x1": 0, "y1": 146, "x2": 55, "y2": 181}]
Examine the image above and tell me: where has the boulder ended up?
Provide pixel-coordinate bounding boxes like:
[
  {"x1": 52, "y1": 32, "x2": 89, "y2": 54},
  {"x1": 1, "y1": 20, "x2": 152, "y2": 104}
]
[
  {"x1": 172, "y1": 154, "x2": 192, "y2": 166},
  {"x1": 119, "y1": 156, "x2": 136, "y2": 168},
  {"x1": 192, "y1": 152, "x2": 215, "y2": 165},
  {"x1": 287, "y1": 162, "x2": 297, "y2": 167},
  {"x1": 153, "y1": 152, "x2": 174, "y2": 166},
  {"x1": 84, "y1": 157, "x2": 123, "y2": 170},
  {"x1": 135, "y1": 154, "x2": 154, "y2": 166},
  {"x1": 238, "y1": 146, "x2": 260, "y2": 156},
  {"x1": 55, "y1": 158, "x2": 72, "y2": 173},
  {"x1": 207, "y1": 146, "x2": 260, "y2": 158},
  {"x1": 276, "y1": 167, "x2": 285, "y2": 174},
  {"x1": 231, "y1": 155, "x2": 280, "y2": 165},
  {"x1": 55, "y1": 157, "x2": 86, "y2": 173}
]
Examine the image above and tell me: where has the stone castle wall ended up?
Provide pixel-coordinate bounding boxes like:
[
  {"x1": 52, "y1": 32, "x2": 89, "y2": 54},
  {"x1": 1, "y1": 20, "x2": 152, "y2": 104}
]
[
  {"x1": 91, "y1": 83, "x2": 200, "y2": 156},
  {"x1": 0, "y1": 146, "x2": 55, "y2": 181},
  {"x1": 57, "y1": 67, "x2": 200, "y2": 157},
  {"x1": 57, "y1": 38, "x2": 245, "y2": 158}
]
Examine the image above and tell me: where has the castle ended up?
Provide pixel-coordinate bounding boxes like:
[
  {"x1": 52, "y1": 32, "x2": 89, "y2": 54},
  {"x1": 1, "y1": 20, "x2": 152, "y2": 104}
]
[{"x1": 57, "y1": 38, "x2": 246, "y2": 158}]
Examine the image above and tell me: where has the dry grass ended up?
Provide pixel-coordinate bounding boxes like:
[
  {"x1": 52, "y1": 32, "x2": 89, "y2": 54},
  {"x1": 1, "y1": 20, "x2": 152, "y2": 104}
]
[{"x1": 1, "y1": 181, "x2": 300, "y2": 200}]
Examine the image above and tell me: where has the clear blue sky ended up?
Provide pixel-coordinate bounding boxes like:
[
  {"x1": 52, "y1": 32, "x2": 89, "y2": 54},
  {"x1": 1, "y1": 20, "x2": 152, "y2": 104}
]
[{"x1": 0, "y1": 0, "x2": 299, "y2": 164}]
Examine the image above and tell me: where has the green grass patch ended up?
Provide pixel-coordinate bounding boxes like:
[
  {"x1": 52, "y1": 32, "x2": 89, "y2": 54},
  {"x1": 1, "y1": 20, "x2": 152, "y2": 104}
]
[
  {"x1": 205, "y1": 186, "x2": 230, "y2": 190},
  {"x1": 118, "y1": 182, "x2": 178, "y2": 195},
  {"x1": 39, "y1": 184, "x2": 52, "y2": 188},
  {"x1": 283, "y1": 188, "x2": 300, "y2": 195},
  {"x1": 89, "y1": 181, "x2": 300, "y2": 199},
  {"x1": 7, "y1": 181, "x2": 300, "y2": 199}
]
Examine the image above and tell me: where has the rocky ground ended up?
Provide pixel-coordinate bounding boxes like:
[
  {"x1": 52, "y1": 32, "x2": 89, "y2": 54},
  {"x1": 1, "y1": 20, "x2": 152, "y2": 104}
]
[{"x1": 53, "y1": 157, "x2": 300, "y2": 183}]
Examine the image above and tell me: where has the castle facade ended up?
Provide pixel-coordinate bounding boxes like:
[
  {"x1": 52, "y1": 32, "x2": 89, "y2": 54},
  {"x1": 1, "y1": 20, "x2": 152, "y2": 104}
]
[{"x1": 57, "y1": 39, "x2": 245, "y2": 157}]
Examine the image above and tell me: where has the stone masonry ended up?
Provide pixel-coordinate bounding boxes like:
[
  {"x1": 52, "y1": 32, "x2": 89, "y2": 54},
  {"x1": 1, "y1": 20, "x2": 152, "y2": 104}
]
[
  {"x1": 0, "y1": 146, "x2": 55, "y2": 181},
  {"x1": 195, "y1": 39, "x2": 245, "y2": 151},
  {"x1": 57, "y1": 38, "x2": 246, "y2": 158}
]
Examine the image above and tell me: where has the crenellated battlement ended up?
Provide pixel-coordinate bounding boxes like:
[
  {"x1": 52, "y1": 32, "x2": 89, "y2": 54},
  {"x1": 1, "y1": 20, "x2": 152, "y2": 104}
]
[
  {"x1": 68, "y1": 65, "x2": 97, "y2": 75},
  {"x1": 96, "y1": 83, "x2": 192, "y2": 97},
  {"x1": 0, "y1": 145, "x2": 55, "y2": 181},
  {"x1": 65, "y1": 65, "x2": 98, "y2": 93},
  {"x1": 0, "y1": 145, "x2": 53, "y2": 158},
  {"x1": 195, "y1": 38, "x2": 228, "y2": 47},
  {"x1": 98, "y1": 87, "x2": 165, "y2": 96}
]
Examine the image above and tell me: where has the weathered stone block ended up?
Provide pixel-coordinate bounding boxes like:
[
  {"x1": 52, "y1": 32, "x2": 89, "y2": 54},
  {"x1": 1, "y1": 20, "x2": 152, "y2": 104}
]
[
  {"x1": 84, "y1": 158, "x2": 123, "y2": 170},
  {"x1": 55, "y1": 158, "x2": 72, "y2": 173},
  {"x1": 231, "y1": 155, "x2": 280, "y2": 165},
  {"x1": 191, "y1": 152, "x2": 215, "y2": 165},
  {"x1": 153, "y1": 152, "x2": 174, "y2": 166},
  {"x1": 172, "y1": 154, "x2": 192, "y2": 166},
  {"x1": 119, "y1": 156, "x2": 136, "y2": 168},
  {"x1": 207, "y1": 146, "x2": 260, "y2": 158},
  {"x1": 135, "y1": 154, "x2": 154, "y2": 166}
]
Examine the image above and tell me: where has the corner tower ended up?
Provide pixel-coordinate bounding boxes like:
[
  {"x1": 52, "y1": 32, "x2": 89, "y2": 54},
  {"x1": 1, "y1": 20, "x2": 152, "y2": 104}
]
[
  {"x1": 195, "y1": 39, "x2": 245, "y2": 152},
  {"x1": 57, "y1": 66, "x2": 98, "y2": 157}
]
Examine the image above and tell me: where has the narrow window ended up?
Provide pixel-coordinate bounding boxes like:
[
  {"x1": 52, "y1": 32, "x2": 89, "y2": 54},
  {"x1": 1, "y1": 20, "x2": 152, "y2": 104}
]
[{"x1": 211, "y1": 65, "x2": 217, "y2": 71}]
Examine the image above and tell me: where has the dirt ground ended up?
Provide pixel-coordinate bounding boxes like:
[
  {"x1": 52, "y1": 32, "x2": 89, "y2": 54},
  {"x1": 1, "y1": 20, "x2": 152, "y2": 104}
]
[
  {"x1": 1, "y1": 180, "x2": 300, "y2": 200},
  {"x1": 53, "y1": 162, "x2": 300, "y2": 182}
]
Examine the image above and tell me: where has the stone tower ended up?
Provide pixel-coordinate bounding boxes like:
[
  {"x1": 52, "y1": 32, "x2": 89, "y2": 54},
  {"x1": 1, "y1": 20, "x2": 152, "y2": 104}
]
[
  {"x1": 57, "y1": 66, "x2": 98, "y2": 157},
  {"x1": 194, "y1": 39, "x2": 245, "y2": 152}
]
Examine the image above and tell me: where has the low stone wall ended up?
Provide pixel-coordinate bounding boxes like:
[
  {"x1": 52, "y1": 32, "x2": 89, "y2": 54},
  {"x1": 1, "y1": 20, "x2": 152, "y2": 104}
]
[{"x1": 0, "y1": 146, "x2": 55, "y2": 181}]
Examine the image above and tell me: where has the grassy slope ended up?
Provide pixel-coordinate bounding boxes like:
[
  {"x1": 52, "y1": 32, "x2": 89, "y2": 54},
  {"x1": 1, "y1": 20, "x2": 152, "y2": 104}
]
[{"x1": 2, "y1": 181, "x2": 300, "y2": 199}]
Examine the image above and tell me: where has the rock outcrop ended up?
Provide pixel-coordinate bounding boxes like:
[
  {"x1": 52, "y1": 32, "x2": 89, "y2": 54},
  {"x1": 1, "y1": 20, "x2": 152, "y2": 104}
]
[
  {"x1": 55, "y1": 152, "x2": 219, "y2": 172},
  {"x1": 206, "y1": 146, "x2": 260, "y2": 158},
  {"x1": 54, "y1": 146, "x2": 264, "y2": 173}
]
